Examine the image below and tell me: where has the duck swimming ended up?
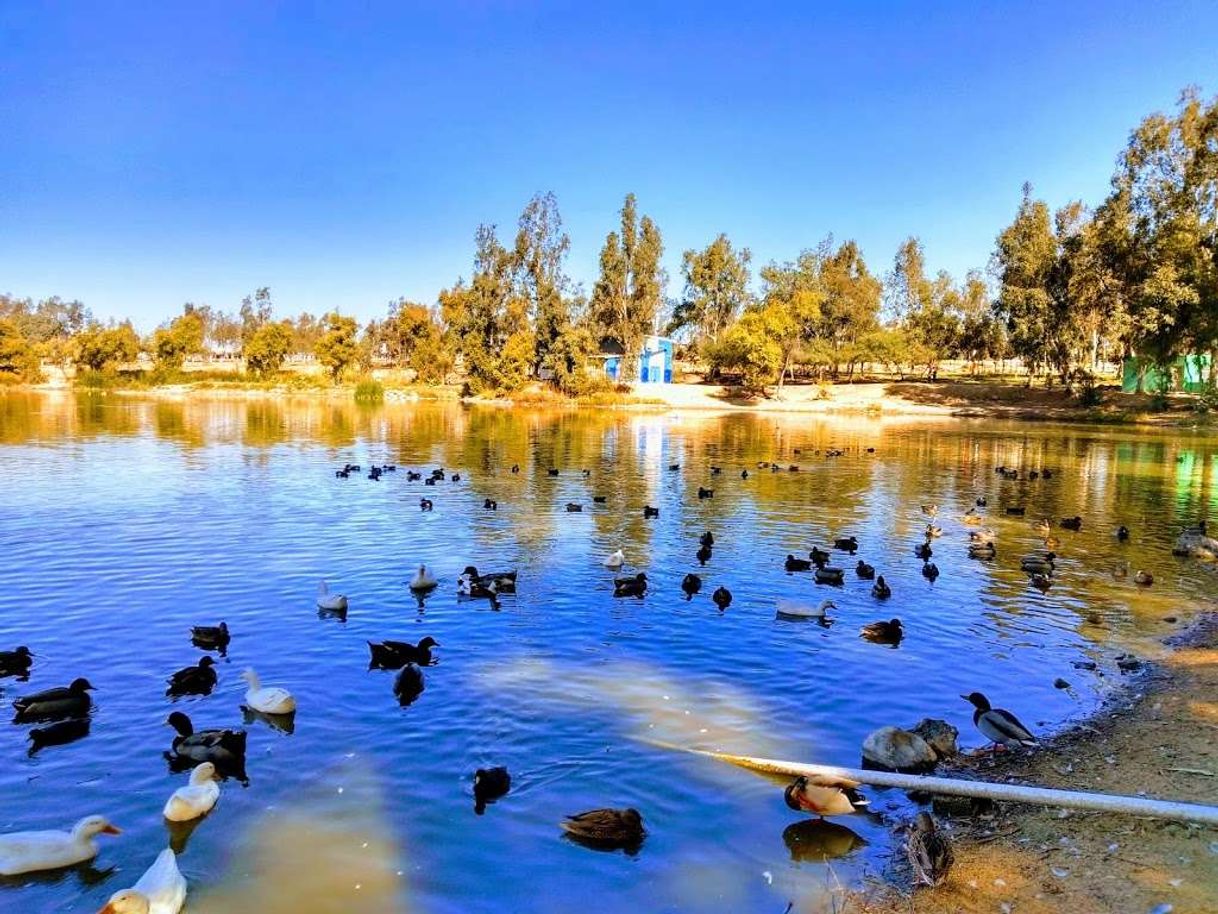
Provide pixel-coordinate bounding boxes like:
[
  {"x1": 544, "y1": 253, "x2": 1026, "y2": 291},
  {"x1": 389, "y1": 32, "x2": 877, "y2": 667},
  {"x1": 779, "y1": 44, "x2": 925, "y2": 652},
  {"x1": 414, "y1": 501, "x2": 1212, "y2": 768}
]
[
  {"x1": 28, "y1": 718, "x2": 90, "y2": 753},
  {"x1": 165, "y1": 711, "x2": 247, "y2": 768},
  {"x1": 166, "y1": 657, "x2": 217, "y2": 697},
  {"x1": 872, "y1": 576, "x2": 892, "y2": 599},
  {"x1": 613, "y1": 573, "x2": 648, "y2": 597},
  {"x1": 240, "y1": 669, "x2": 296, "y2": 715},
  {"x1": 394, "y1": 663, "x2": 425, "y2": 706},
  {"x1": 0, "y1": 645, "x2": 33, "y2": 679},
  {"x1": 1060, "y1": 516, "x2": 1082, "y2": 531},
  {"x1": 602, "y1": 549, "x2": 625, "y2": 569},
  {"x1": 1135, "y1": 570, "x2": 1154, "y2": 586},
  {"x1": 860, "y1": 618, "x2": 904, "y2": 644},
  {"x1": 712, "y1": 586, "x2": 732, "y2": 610},
  {"x1": 462, "y1": 567, "x2": 517, "y2": 593},
  {"x1": 696, "y1": 544, "x2": 712, "y2": 565},
  {"x1": 914, "y1": 542, "x2": 932, "y2": 560},
  {"x1": 697, "y1": 487, "x2": 714, "y2": 499},
  {"x1": 97, "y1": 847, "x2": 186, "y2": 914},
  {"x1": 855, "y1": 560, "x2": 875, "y2": 579},
  {"x1": 681, "y1": 573, "x2": 702, "y2": 599},
  {"x1": 814, "y1": 566, "x2": 845, "y2": 585},
  {"x1": 368, "y1": 636, "x2": 439, "y2": 669},
  {"x1": 643, "y1": 505, "x2": 659, "y2": 519},
  {"x1": 834, "y1": 536, "x2": 858, "y2": 553},
  {"x1": 809, "y1": 547, "x2": 831, "y2": 567},
  {"x1": 0, "y1": 815, "x2": 120, "y2": 876},
  {"x1": 968, "y1": 541, "x2": 997, "y2": 560},
  {"x1": 1020, "y1": 553, "x2": 1056, "y2": 575},
  {"x1": 1117, "y1": 525, "x2": 1130, "y2": 542},
  {"x1": 785, "y1": 554, "x2": 812, "y2": 572},
  {"x1": 190, "y1": 622, "x2": 229, "y2": 651},
  {"x1": 561, "y1": 808, "x2": 645, "y2": 850},
  {"x1": 13, "y1": 678, "x2": 94, "y2": 723},
  {"x1": 409, "y1": 565, "x2": 438, "y2": 592},
  {"x1": 316, "y1": 580, "x2": 348, "y2": 612},
  {"x1": 163, "y1": 763, "x2": 221, "y2": 822},
  {"x1": 784, "y1": 775, "x2": 869, "y2": 818},
  {"x1": 473, "y1": 767, "x2": 511, "y2": 815},
  {"x1": 776, "y1": 599, "x2": 836, "y2": 620},
  {"x1": 921, "y1": 561, "x2": 939, "y2": 581},
  {"x1": 961, "y1": 692, "x2": 1037, "y2": 749},
  {"x1": 907, "y1": 812, "x2": 954, "y2": 887},
  {"x1": 420, "y1": 497, "x2": 434, "y2": 511},
  {"x1": 566, "y1": 503, "x2": 583, "y2": 512},
  {"x1": 924, "y1": 524, "x2": 942, "y2": 538},
  {"x1": 699, "y1": 531, "x2": 714, "y2": 548}
]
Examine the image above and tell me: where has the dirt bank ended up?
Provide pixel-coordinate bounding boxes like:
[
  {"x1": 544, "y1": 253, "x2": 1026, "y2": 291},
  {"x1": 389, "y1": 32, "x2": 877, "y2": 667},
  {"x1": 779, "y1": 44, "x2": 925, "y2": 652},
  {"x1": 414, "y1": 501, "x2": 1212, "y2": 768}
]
[{"x1": 845, "y1": 615, "x2": 1218, "y2": 914}]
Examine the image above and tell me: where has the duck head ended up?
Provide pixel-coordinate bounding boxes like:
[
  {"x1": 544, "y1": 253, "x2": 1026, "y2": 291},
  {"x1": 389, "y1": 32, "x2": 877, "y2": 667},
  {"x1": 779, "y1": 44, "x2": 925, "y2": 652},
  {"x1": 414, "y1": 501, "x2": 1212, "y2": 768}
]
[
  {"x1": 888, "y1": 618, "x2": 903, "y2": 630},
  {"x1": 784, "y1": 776, "x2": 808, "y2": 811},
  {"x1": 70, "y1": 677, "x2": 96, "y2": 693},
  {"x1": 960, "y1": 692, "x2": 991, "y2": 712},
  {"x1": 97, "y1": 889, "x2": 151, "y2": 914},
  {"x1": 73, "y1": 815, "x2": 121, "y2": 840},
  {"x1": 13, "y1": 646, "x2": 33, "y2": 658},
  {"x1": 239, "y1": 669, "x2": 260, "y2": 688},
  {"x1": 190, "y1": 762, "x2": 219, "y2": 784},
  {"x1": 198, "y1": 656, "x2": 216, "y2": 669},
  {"x1": 166, "y1": 711, "x2": 193, "y2": 737},
  {"x1": 417, "y1": 636, "x2": 440, "y2": 649},
  {"x1": 462, "y1": 566, "x2": 480, "y2": 578}
]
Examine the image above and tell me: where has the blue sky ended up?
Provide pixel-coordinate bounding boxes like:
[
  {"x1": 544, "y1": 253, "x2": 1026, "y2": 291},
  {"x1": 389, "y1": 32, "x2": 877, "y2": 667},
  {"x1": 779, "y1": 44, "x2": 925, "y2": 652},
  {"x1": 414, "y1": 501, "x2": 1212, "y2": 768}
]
[{"x1": 2, "y1": 1, "x2": 1215, "y2": 330}]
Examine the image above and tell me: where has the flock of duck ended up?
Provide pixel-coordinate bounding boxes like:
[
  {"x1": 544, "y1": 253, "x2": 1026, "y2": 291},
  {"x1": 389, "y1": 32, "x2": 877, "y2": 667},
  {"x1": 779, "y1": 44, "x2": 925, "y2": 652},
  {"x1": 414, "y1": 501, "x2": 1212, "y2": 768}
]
[{"x1": 2, "y1": 450, "x2": 1207, "y2": 906}]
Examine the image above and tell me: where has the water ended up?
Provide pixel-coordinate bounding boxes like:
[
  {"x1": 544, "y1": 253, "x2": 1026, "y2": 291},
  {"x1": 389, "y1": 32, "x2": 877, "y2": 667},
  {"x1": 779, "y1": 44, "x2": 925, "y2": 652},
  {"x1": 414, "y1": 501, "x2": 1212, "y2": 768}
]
[{"x1": 0, "y1": 391, "x2": 1215, "y2": 912}]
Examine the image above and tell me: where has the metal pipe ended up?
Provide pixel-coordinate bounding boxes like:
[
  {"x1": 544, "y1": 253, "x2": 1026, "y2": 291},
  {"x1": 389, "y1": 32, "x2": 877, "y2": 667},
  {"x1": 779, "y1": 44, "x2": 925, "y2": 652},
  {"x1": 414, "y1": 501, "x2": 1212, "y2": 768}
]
[{"x1": 680, "y1": 746, "x2": 1218, "y2": 827}]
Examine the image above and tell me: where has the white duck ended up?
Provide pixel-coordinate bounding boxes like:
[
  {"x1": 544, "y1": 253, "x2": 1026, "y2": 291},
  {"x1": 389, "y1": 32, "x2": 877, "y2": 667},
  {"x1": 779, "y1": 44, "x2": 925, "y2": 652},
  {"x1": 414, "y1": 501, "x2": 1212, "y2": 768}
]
[
  {"x1": 162, "y1": 762, "x2": 221, "y2": 822},
  {"x1": 316, "y1": 580, "x2": 348, "y2": 611},
  {"x1": 775, "y1": 599, "x2": 837, "y2": 620},
  {"x1": 602, "y1": 549, "x2": 625, "y2": 569},
  {"x1": 0, "y1": 815, "x2": 120, "y2": 876},
  {"x1": 240, "y1": 669, "x2": 296, "y2": 715},
  {"x1": 98, "y1": 848, "x2": 187, "y2": 914},
  {"x1": 409, "y1": 564, "x2": 438, "y2": 591}
]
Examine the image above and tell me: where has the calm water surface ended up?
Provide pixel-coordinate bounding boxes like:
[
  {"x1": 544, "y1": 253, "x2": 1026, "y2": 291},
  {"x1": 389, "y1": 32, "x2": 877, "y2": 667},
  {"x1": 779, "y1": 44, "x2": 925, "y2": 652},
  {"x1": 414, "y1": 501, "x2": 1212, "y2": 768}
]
[{"x1": 1, "y1": 392, "x2": 1216, "y2": 913}]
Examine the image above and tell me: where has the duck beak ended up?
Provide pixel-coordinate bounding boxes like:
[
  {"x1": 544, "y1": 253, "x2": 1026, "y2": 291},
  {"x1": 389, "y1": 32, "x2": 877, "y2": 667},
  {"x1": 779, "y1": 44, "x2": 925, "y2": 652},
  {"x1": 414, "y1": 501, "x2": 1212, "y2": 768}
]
[
  {"x1": 959, "y1": 694, "x2": 970, "y2": 702},
  {"x1": 97, "y1": 905, "x2": 118, "y2": 914},
  {"x1": 101, "y1": 824, "x2": 121, "y2": 835}
]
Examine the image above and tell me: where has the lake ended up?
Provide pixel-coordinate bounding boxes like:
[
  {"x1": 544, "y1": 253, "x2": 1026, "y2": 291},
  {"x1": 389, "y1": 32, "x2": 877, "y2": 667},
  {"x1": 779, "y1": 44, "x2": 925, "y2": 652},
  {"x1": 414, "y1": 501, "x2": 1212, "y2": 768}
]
[{"x1": 0, "y1": 391, "x2": 1215, "y2": 913}]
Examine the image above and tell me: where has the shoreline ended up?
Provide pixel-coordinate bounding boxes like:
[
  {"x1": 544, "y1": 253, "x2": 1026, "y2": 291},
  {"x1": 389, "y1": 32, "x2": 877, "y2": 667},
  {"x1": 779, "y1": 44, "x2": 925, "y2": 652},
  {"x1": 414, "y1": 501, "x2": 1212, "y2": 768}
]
[{"x1": 848, "y1": 612, "x2": 1218, "y2": 914}]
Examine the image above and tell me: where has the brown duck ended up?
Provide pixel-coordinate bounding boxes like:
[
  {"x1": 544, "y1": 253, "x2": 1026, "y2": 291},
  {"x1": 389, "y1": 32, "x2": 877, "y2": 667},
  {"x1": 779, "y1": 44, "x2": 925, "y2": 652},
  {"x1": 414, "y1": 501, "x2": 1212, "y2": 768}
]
[{"x1": 561, "y1": 807, "x2": 645, "y2": 849}]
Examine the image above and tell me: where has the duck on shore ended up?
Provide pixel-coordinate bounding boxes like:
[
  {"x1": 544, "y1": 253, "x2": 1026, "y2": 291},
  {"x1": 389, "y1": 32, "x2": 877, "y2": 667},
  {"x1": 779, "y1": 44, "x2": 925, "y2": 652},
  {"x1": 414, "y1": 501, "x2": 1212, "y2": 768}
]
[
  {"x1": 784, "y1": 774, "x2": 869, "y2": 818},
  {"x1": 961, "y1": 692, "x2": 1037, "y2": 749},
  {"x1": 907, "y1": 812, "x2": 954, "y2": 887}
]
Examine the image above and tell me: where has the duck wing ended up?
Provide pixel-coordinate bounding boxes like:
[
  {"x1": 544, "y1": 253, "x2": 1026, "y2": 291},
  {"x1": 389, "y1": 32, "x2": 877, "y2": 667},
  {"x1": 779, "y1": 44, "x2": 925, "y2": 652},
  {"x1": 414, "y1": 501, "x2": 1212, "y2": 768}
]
[
  {"x1": 979, "y1": 708, "x2": 1036, "y2": 745},
  {"x1": 132, "y1": 848, "x2": 187, "y2": 912},
  {"x1": 561, "y1": 810, "x2": 638, "y2": 841},
  {"x1": 909, "y1": 830, "x2": 954, "y2": 886},
  {"x1": 13, "y1": 686, "x2": 73, "y2": 708}
]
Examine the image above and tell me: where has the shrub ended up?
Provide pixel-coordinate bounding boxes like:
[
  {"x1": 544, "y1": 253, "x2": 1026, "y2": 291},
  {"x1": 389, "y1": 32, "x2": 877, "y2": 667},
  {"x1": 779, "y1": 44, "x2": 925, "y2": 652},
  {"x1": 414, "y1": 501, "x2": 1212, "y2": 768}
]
[{"x1": 354, "y1": 378, "x2": 384, "y2": 402}]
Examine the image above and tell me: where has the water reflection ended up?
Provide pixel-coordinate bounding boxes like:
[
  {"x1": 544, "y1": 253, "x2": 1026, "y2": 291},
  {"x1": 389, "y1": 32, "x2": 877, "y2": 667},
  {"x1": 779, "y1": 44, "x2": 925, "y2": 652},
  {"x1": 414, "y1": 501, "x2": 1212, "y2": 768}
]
[{"x1": 781, "y1": 819, "x2": 868, "y2": 862}]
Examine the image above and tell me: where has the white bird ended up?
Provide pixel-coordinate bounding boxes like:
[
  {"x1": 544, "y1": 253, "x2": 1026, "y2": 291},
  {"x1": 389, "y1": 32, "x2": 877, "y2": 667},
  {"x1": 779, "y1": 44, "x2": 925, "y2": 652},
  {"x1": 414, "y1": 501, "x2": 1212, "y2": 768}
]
[
  {"x1": 98, "y1": 848, "x2": 187, "y2": 914},
  {"x1": 240, "y1": 669, "x2": 297, "y2": 715},
  {"x1": 409, "y1": 564, "x2": 438, "y2": 591},
  {"x1": 602, "y1": 549, "x2": 625, "y2": 569},
  {"x1": 0, "y1": 815, "x2": 120, "y2": 876},
  {"x1": 775, "y1": 599, "x2": 837, "y2": 620},
  {"x1": 162, "y1": 762, "x2": 221, "y2": 822},
  {"x1": 316, "y1": 579, "x2": 348, "y2": 611}
]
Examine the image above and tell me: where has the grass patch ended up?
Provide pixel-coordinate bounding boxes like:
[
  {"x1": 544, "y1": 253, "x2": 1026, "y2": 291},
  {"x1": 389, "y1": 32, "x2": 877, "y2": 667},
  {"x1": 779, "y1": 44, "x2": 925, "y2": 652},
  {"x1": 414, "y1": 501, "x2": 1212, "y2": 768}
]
[{"x1": 353, "y1": 378, "x2": 385, "y2": 402}]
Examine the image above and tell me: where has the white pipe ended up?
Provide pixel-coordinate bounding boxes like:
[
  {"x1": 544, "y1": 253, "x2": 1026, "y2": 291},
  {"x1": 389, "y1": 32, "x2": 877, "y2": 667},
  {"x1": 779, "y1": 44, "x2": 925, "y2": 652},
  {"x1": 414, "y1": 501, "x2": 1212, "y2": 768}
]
[{"x1": 680, "y1": 746, "x2": 1218, "y2": 827}]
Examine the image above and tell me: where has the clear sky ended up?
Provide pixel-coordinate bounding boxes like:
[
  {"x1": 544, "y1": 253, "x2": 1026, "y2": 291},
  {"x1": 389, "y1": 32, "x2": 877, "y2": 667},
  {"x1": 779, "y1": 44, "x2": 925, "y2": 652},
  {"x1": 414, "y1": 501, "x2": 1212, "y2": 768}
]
[{"x1": 2, "y1": 1, "x2": 1215, "y2": 330}]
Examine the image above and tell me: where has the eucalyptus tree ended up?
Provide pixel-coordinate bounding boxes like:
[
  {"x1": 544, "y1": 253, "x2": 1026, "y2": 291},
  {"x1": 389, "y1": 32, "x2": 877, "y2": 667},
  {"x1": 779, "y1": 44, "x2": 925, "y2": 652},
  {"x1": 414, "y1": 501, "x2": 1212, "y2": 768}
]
[{"x1": 672, "y1": 233, "x2": 752, "y2": 345}]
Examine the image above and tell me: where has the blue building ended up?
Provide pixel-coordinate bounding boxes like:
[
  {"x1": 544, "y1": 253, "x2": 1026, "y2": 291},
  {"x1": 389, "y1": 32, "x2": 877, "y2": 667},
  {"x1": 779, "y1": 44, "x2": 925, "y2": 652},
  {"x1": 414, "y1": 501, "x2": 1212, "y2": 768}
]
[{"x1": 599, "y1": 335, "x2": 673, "y2": 383}]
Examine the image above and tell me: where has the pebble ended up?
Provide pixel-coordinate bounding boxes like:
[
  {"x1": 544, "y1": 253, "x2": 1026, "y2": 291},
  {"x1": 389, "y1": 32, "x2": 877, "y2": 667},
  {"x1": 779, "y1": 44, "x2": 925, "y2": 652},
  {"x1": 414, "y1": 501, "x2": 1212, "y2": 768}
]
[
  {"x1": 1051, "y1": 867, "x2": 1070, "y2": 878},
  {"x1": 1072, "y1": 660, "x2": 1098, "y2": 671}
]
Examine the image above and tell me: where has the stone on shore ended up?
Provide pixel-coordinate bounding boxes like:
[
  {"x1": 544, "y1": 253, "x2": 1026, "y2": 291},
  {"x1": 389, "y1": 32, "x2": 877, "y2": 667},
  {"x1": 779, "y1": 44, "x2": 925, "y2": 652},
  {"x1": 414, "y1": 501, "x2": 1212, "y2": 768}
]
[{"x1": 861, "y1": 725, "x2": 938, "y2": 773}]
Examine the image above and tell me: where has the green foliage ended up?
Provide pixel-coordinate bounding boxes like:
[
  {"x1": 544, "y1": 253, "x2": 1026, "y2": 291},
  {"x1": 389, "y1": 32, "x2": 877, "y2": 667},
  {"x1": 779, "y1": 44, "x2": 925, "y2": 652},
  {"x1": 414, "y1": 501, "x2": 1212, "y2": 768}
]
[
  {"x1": 707, "y1": 300, "x2": 796, "y2": 391},
  {"x1": 542, "y1": 323, "x2": 599, "y2": 395},
  {"x1": 672, "y1": 234, "x2": 752, "y2": 343},
  {"x1": 0, "y1": 318, "x2": 42, "y2": 380},
  {"x1": 514, "y1": 192, "x2": 571, "y2": 374},
  {"x1": 152, "y1": 310, "x2": 206, "y2": 370},
  {"x1": 353, "y1": 378, "x2": 384, "y2": 402},
  {"x1": 244, "y1": 320, "x2": 293, "y2": 377},
  {"x1": 314, "y1": 312, "x2": 360, "y2": 382},
  {"x1": 73, "y1": 321, "x2": 141, "y2": 372}
]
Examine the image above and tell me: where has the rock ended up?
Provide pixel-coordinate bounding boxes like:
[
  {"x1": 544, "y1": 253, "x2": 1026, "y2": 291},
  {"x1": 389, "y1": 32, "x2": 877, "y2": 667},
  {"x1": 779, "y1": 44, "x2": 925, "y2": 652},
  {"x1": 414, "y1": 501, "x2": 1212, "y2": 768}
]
[
  {"x1": 931, "y1": 794, "x2": 995, "y2": 817},
  {"x1": 911, "y1": 718, "x2": 959, "y2": 760},
  {"x1": 861, "y1": 726, "x2": 938, "y2": 773},
  {"x1": 1118, "y1": 658, "x2": 1143, "y2": 674},
  {"x1": 1072, "y1": 660, "x2": 1098, "y2": 671},
  {"x1": 1054, "y1": 678, "x2": 1071, "y2": 689}
]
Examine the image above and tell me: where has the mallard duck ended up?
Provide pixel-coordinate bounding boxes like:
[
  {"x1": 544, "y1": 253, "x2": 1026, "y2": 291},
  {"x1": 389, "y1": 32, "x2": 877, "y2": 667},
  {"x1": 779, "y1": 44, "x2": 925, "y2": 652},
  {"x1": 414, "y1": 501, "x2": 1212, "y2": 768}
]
[
  {"x1": 166, "y1": 657, "x2": 217, "y2": 697},
  {"x1": 1061, "y1": 516, "x2": 1082, "y2": 531},
  {"x1": 409, "y1": 565, "x2": 438, "y2": 592},
  {"x1": 1020, "y1": 552, "x2": 1056, "y2": 574},
  {"x1": 741, "y1": 469, "x2": 749, "y2": 479},
  {"x1": 1117, "y1": 525, "x2": 1130, "y2": 542},
  {"x1": 810, "y1": 547, "x2": 831, "y2": 567},
  {"x1": 582, "y1": 469, "x2": 591, "y2": 477},
  {"x1": 969, "y1": 528, "x2": 996, "y2": 544},
  {"x1": 1135, "y1": 570, "x2": 1154, "y2": 586},
  {"x1": 190, "y1": 622, "x2": 229, "y2": 651},
  {"x1": 814, "y1": 566, "x2": 845, "y2": 585},
  {"x1": 921, "y1": 504, "x2": 938, "y2": 517},
  {"x1": 1111, "y1": 561, "x2": 1130, "y2": 580},
  {"x1": 784, "y1": 774, "x2": 869, "y2": 817},
  {"x1": 785, "y1": 554, "x2": 812, "y2": 572},
  {"x1": 681, "y1": 573, "x2": 702, "y2": 599},
  {"x1": 860, "y1": 618, "x2": 904, "y2": 644},
  {"x1": 921, "y1": 561, "x2": 939, "y2": 581},
  {"x1": 419, "y1": 497, "x2": 434, "y2": 511},
  {"x1": 240, "y1": 669, "x2": 296, "y2": 715},
  {"x1": 975, "y1": 497, "x2": 987, "y2": 507},
  {"x1": 462, "y1": 567, "x2": 517, "y2": 593},
  {"x1": 710, "y1": 466, "x2": 722, "y2": 475},
  {"x1": 458, "y1": 576, "x2": 501, "y2": 599},
  {"x1": 696, "y1": 544, "x2": 712, "y2": 565},
  {"x1": 547, "y1": 468, "x2": 559, "y2": 477},
  {"x1": 697, "y1": 487, "x2": 714, "y2": 499},
  {"x1": 856, "y1": 560, "x2": 875, "y2": 579},
  {"x1": 424, "y1": 477, "x2": 437, "y2": 487},
  {"x1": 924, "y1": 524, "x2": 943, "y2": 538},
  {"x1": 614, "y1": 573, "x2": 648, "y2": 597},
  {"x1": 668, "y1": 463, "x2": 680, "y2": 471},
  {"x1": 968, "y1": 542, "x2": 997, "y2": 560},
  {"x1": 368, "y1": 636, "x2": 439, "y2": 669},
  {"x1": 914, "y1": 542, "x2": 933, "y2": 560},
  {"x1": 699, "y1": 531, "x2": 714, "y2": 548},
  {"x1": 962, "y1": 509, "x2": 982, "y2": 526},
  {"x1": 1043, "y1": 534, "x2": 1061, "y2": 549},
  {"x1": 907, "y1": 812, "x2": 954, "y2": 887},
  {"x1": 776, "y1": 600, "x2": 836, "y2": 620},
  {"x1": 163, "y1": 763, "x2": 220, "y2": 822},
  {"x1": 0, "y1": 645, "x2": 34, "y2": 678},
  {"x1": 0, "y1": 815, "x2": 120, "y2": 876},
  {"x1": 394, "y1": 664, "x2": 425, "y2": 706},
  {"x1": 13, "y1": 678, "x2": 94, "y2": 723},
  {"x1": 450, "y1": 473, "x2": 461, "y2": 482},
  {"x1": 961, "y1": 692, "x2": 1037, "y2": 748},
  {"x1": 592, "y1": 495, "x2": 607, "y2": 504},
  {"x1": 561, "y1": 808, "x2": 645, "y2": 849},
  {"x1": 317, "y1": 580, "x2": 348, "y2": 612},
  {"x1": 872, "y1": 576, "x2": 892, "y2": 599},
  {"x1": 166, "y1": 712, "x2": 246, "y2": 767},
  {"x1": 406, "y1": 470, "x2": 422, "y2": 480},
  {"x1": 1029, "y1": 573, "x2": 1052, "y2": 592},
  {"x1": 473, "y1": 766, "x2": 511, "y2": 814},
  {"x1": 712, "y1": 586, "x2": 732, "y2": 610},
  {"x1": 28, "y1": 718, "x2": 90, "y2": 753},
  {"x1": 97, "y1": 848, "x2": 186, "y2": 914},
  {"x1": 1032, "y1": 517, "x2": 1052, "y2": 536},
  {"x1": 643, "y1": 505, "x2": 659, "y2": 519},
  {"x1": 565, "y1": 503, "x2": 583, "y2": 513},
  {"x1": 1005, "y1": 506, "x2": 1026, "y2": 516},
  {"x1": 834, "y1": 536, "x2": 858, "y2": 553},
  {"x1": 603, "y1": 549, "x2": 625, "y2": 569}
]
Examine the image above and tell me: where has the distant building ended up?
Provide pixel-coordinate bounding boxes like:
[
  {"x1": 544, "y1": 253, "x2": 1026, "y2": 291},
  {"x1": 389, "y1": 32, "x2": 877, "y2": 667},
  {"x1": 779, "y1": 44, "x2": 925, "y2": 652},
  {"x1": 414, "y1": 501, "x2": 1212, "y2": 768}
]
[{"x1": 598, "y1": 335, "x2": 673, "y2": 383}]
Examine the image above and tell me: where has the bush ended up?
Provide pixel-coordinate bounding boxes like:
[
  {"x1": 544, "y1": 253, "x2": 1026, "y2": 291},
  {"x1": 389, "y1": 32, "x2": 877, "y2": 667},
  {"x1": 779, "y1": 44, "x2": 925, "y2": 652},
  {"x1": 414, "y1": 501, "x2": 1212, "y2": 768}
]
[{"x1": 354, "y1": 378, "x2": 384, "y2": 402}]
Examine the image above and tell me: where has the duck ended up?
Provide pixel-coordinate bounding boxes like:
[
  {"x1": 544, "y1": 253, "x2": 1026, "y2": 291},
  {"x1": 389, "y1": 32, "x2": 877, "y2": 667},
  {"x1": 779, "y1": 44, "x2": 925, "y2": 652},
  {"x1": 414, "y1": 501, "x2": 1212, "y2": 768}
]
[
  {"x1": 565, "y1": 503, "x2": 583, "y2": 513},
  {"x1": 450, "y1": 473, "x2": 461, "y2": 482},
  {"x1": 914, "y1": 542, "x2": 933, "y2": 560},
  {"x1": 921, "y1": 561, "x2": 939, "y2": 581},
  {"x1": 0, "y1": 645, "x2": 34, "y2": 678},
  {"x1": 473, "y1": 767, "x2": 511, "y2": 815},
  {"x1": 710, "y1": 465, "x2": 722, "y2": 475},
  {"x1": 406, "y1": 470, "x2": 422, "y2": 480},
  {"x1": 547, "y1": 468, "x2": 559, "y2": 477},
  {"x1": 975, "y1": 497, "x2": 987, "y2": 507},
  {"x1": 681, "y1": 573, "x2": 702, "y2": 599},
  {"x1": 166, "y1": 657, "x2": 217, "y2": 697},
  {"x1": 961, "y1": 692, "x2": 1037, "y2": 749},
  {"x1": 712, "y1": 586, "x2": 732, "y2": 610},
  {"x1": 1032, "y1": 517, "x2": 1052, "y2": 536},
  {"x1": 921, "y1": 504, "x2": 938, "y2": 517},
  {"x1": 776, "y1": 600, "x2": 836, "y2": 620},
  {"x1": 592, "y1": 495, "x2": 607, "y2": 504},
  {"x1": 483, "y1": 499, "x2": 497, "y2": 511},
  {"x1": 834, "y1": 536, "x2": 858, "y2": 553},
  {"x1": 419, "y1": 497, "x2": 434, "y2": 511},
  {"x1": 1134, "y1": 570, "x2": 1154, "y2": 586},
  {"x1": 613, "y1": 573, "x2": 648, "y2": 597},
  {"x1": 643, "y1": 505, "x2": 659, "y2": 519},
  {"x1": 809, "y1": 547, "x2": 831, "y2": 567},
  {"x1": 1029, "y1": 573, "x2": 1052, "y2": 592},
  {"x1": 697, "y1": 487, "x2": 714, "y2": 499},
  {"x1": 1005, "y1": 506, "x2": 1026, "y2": 516},
  {"x1": 784, "y1": 774, "x2": 869, "y2": 818},
  {"x1": 162, "y1": 763, "x2": 221, "y2": 822},
  {"x1": 1060, "y1": 516, "x2": 1082, "y2": 531},
  {"x1": 860, "y1": 618, "x2": 904, "y2": 644},
  {"x1": 190, "y1": 622, "x2": 229, "y2": 651},
  {"x1": 855, "y1": 560, "x2": 875, "y2": 579},
  {"x1": 872, "y1": 576, "x2": 892, "y2": 599},
  {"x1": 582, "y1": 469, "x2": 591, "y2": 477},
  {"x1": 962, "y1": 509, "x2": 982, "y2": 526},
  {"x1": 0, "y1": 815, "x2": 120, "y2": 876},
  {"x1": 1117, "y1": 525, "x2": 1130, "y2": 542},
  {"x1": 28, "y1": 718, "x2": 91, "y2": 753},
  {"x1": 561, "y1": 808, "x2": 645, "y2": 849},
  {"x1": 458, "y1": 575, "x2": 501, "y2": 599},
  {"x1": 408, "y1": 565, "x2": 438, "y2": 592},
  {"x1": 166, "y1": 712, "x2": 247, "y2": 767},
  {"x1": 695, "y1": 543, "x2": 712, "y2": 565},
  {"x1": 1020, "y1": 553, "x2": 1056, "y2": 574},
  {"x1": 462, "y1": 566, "x2": 517, "y2": 593},
  {"x1": 240, "y1": 669, "x2": 296, "y2": 715},
  {"x1": 924, "y1": 524, "x2": 943, "y2": 539},
  {"x1": 699, "y1": 531, "x2": 715, "y2": 548},
  {"x1": 424, "y1": 477, "x2": 436, "y2": 487},
  {"x1": 907, "y1": 812, "x2": 954, "y2": 887},
  {"x1": 368, "y1": 636, "x2": 439, "y2": 669},
  {"x1": 394, "y1": 663, "x2": 425, "y2": 706},
  {"x1": 1043, "y1": 534, "x2": 1061, "y2": 549},
  {"x1": 97, "y1": 848, "x2": 186, "y2": 914},
  {"x1": 1111, "y1": 561, "x2": 1130, "y2": 580},
  {"x1": 602, "y1": 549, "x2": 625, "y2": 569},
  {"x1": 741, "y1": 469, "x2": 749, "y2": 479},
  {"x1": 668, "y1": 463, "x2": 680, "y2": 471},
  {"x1": 785, "y1": 554, "x2": 812, "y2": 572},
  {"x1": 968, "y1": 542, "x2": 997, "y2": 560},
  {"x1": 316, "y1": 580, "x2": 348, "y2": 612},
  {"x1": 814, "y1": 566, "x2": 845, "y2": 585},
  {"x1": 13, "y1": 678, "x2": 94, "y2": 723},
  {"x1": 969, "y1": 528, "x2": 996, "y2": 544}
]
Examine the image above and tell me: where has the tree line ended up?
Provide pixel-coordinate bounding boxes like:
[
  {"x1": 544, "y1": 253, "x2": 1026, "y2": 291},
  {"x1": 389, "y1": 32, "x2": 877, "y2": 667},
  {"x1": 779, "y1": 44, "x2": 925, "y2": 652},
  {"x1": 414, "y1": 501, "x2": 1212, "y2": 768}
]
[{"x1": 1, "y1": 89, "x2": 1213, "y2": 395}]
